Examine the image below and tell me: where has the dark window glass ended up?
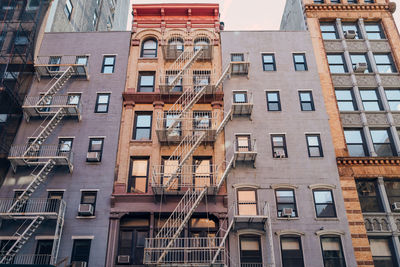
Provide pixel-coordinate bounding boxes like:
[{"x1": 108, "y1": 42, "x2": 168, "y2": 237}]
[
  {"x1": 276, "y1": 189, "x2": 297, "y2": 217},
  {"x1": 364, "y1": 0, "x2": 374, "y2": 3},
  {"x1": 293, "y1": 53, "x2": 308, "y2": 71},
  {"x1": 128, "y1": 158, "x2": 149, "y2": 193},
  {"x1": 306, "y1": 134, "x2": 323, "y2": 157},
  {"x1": 335, "y1": 89, "x2": 357, "y2": 111},
  {"x1": 166, "y1": 70, "x2": 182, "y2": 92},
  {"x1": 342, "y1": 23, "x2": 362, "y2": 39},
  {"x1": 101, "y1": 56, "x2": 115, "y2": 74},
  {"x1": 48, "y1": 56, "x2": 61, "y2": 72},
  {"x1": 58, "y1": 138, "x2": 73, "y2": 157},
  {"x1": 320, "y1": 23, "x2": 338, "y2": 40},
  {"x1": 266, "y1": 91, "x2": 281, "y2": 111},
  {"x1": 370, "y1": 129, "x2": 395, "y2": 157},
  {"x1": 384, "y1": 180, "x2": 400, "y2": 212},
  {"x1": 271, "y1": 134, "x2": 288, "y2": 158},
  {"x1": 360, "y1": 89, "x2": 382, "y2": 111},
  {"x1": 34, "y1": 240, "x2": 52, "y2": 265},
  {"x1": 369, "y1": 238, "x2": 397, "y2": 267},
  {"x1": 356, "y1": 180, "x2": 383, "y2": 212},
  {"x1": 233, "y1": 91, "x2": 248, "y2": 103},
  {"x1": 46, "y1": 191, "x2": 63, "y2": 213},
  {"x1": 347, "y1": 0, "x2": 357, "y2": 3},
  {"x1": 95, "y1": 93, "x2": 110, "y2": 113},
  {"x1": 193, "y1": 111, "x2": 211, "y2": 130},
  {"x1": 64, "y1": 0, "x2": 73, "y2": 20},
  {"x1": 133, "y1": 112, "x2": 152, "y2": 140},
  {"x1": 80, "y1": 191, "x2": 97, "y2": 214},
  {"x1": 164, "y1": 112, "x2": 181, "y2": 137},
  {"x1": 365, "y1": 23, "x2": 385, "y2": 39},
  {"x1": 138, "y1": 72, "x2": 155, "y2": 92},
  {"x1": 88, "y1": 138, "x2": 104, "y2": 161},
  {"x1": 385, "y1": 89, "x2": 400, "y2": 111},
  {"x1": 281, "y1": 236, "x2": 304, "y2": 267},
  {"x1": 118, "y1": 229, "x2": 149, "y2": 265},
  {"x1": 344, "y1": 129, "x2": 367, "y2": 156},
  {"x1": 327, "y1": 54, "x2": 348, "y2": 73},
  {"x1": 141, "y1": 38, "x2": 157, "y2": 58},
  {"x1": 314, "y1": 0, "x2": 325, "y2": 4},
  {"x1": 71, "y1": 239, "x2": 91, "y2": 263},
  {"x1": 331, "y1": 0, "x2": 341, "y2": 3},
  {"x1": 350, "y1": 54, "x2": 371, "y2": 73},
  {"x1": 320, "y1": 236, "x2": 346, "y2": 267},
  {"x1": 299, "y1": 91, "x2": 315, "y2": 111},
  {"x1": 374, "y1": 54, "x2": 397, "y2": 73},
  {"x1": 313, "y1": 190, "x2": 336, "y2": 218},
  {"x1": 240, "y1": 235, "x2": 262, "y2": 264},
  {"x1": 262, "y1": 54, "x2": 276, "y2": 71}
]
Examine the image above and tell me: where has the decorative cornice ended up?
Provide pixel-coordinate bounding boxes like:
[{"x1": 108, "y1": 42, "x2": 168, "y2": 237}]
[
  {"x1": 304, "y1": 3, "x2": 391, "y2": 12},
  {"x1": 337, "y1": 157, "x2": 400, "y2": 166}
]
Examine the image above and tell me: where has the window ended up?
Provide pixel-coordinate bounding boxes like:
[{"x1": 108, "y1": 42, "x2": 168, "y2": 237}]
[
  {"x1": 12, "y1": 32, "x2": 29, "y2": 53},
  {"x1": 299, "y1": 91, "x2": 315, "y2": 111},
  {"x1": 34, "y1": 240, "x2": 52, "y2": 265},
  {"x1": 314, "y1": 0, "x2": 324, "y2": 3},
  {"x1": 80, "y1": 191, "x2": 97, "y2": 214},
  {"x1": 128, "y1": 158, "x2": 149, "y2": 193},
  {"x1": 359, "y1": 89, "x2": 382, "y2": 111},
  {"x1": 27, "y1": 0, "x2": 40, "y2": 9},
  {"x1": 101, "y1": 56, "x2": 115, "y2": 74},
  {"x1": 193, "y1": 111, "x2": 211, "y2": 130},
  {"x1": 293, "y1": 53, "x2": 308, "y2": 71},
  {"x1": 166, "y1": 70, "x2": 182, "y2": 92},
  {"x1": 58, "y1": 138, "x2": 73, "y2": 157},
  {"x1": 347, "y1": 0, "x2": 357, "y2": 3},
  {"x1": 327, "y1": 54, "x2": 347, "y2": 73},
  {"x1": 46, "y1": 191, "x2": 63, "y2": 213},
  {"x1": 231, "y1": 53, "x2": 244, "y2": 62},
  {"x1": 194, "y1": 37, "x2": 209, "y2": 52},
  {"x1": 271, "y1": 134, "x2": 288, "y2": 158},
  {"x1": 365, "y1": 23, "x2": 385, "y2": 39},
  {"x1": 313, "y1": 190, "x2": 336, "y2": 218},
  {"x1": 335, "y1": 89, "x2": 357, "y2": 111},
  {"x1": 88, "y1": 138, "x2": 104, "y2": 161},
  {"x1": 231, "y1": 53, "x2": 245, "y2": 73},
  {"x1": 374, "y1": 54, "x2": 397, "y2": 73},
  {"x1": 240, "y1": 235, "x2": 262, "y2": 265},
  {"x1": 75, "y1": 56, "x2": 88, "y2": 66},
  {"x1": 344, "y1": 129, "x2": 367, "y2": 156},
  {"x1": 370, "y1": 129, "x2": 395, "y2": 157},
  {"x1": 67, "y1": 93, "x2": 81, "y2": 106},
  {"x1": 193, "y1": 157, "x2": 212, "y2": 188},
  {"x1": 276, "y1": 189, "x2": 297, "y2": 217},
  {"x1": 168, "y1": 37, "x2": 183, "y2": 52},
  {"x1": 164, "y1": 112, "x2": 181, "y2": 137},
  {"x1": 364, "y1": 0, "x2": 374, "y2": 3},
  {"x1": 384, "y1": 180, "x2": 400, "y2": 212},
  {"x1": 306, "y1": 134, "x2": 323, "y2": 157},
  {"x1": 320, "y1": 236, "x2": 346, "y2": 267},
  {"x1": 266, "y1": 91, "x2": 281, "y2": 111},
  {"x1": 141, "y1": 38, "x2": 157, "y2": 58},
  {"x1": 64, "y1": 0, "x2": 73, "y2": 20},
  {"x1": 330, "y1": 0, "x2": 340, "y2": 3},
  {"x1": 281, "y1": 236, "x2": 304, "y2": 267},
  {"x1": 93, "y1": 10, "x2": 98, "y2": 27},
  {"x1": 236, "y1": 135, "x2": 251, "y2": 152},
  {"x1": 237, "y1": 189, "x2": 257, "y2": 216},
  {"x1": 350, "y1": 54, "x2": 371, "y2": 73},
  {"x1": 233, "y1": 91, "x2": 248, "y2": 103},
  {"x1": 356, "y1": 180, "x2": 383, "y2": 212},
  {"x1": 133, "y1": 112, "x2": 152, "y2": 140},
  {"x1": 320, "y1": 23, "x2": 338, "y2": 40},
  {"x1": 385, "y1": 89, "x2": 400, "y2": 111},
  {"x1": 262, "y1": 54, "x2": 276, "y2": 71},
  {"x1": 138, "y1": 72, "x2": 155, "y2": 92},
  {"x1": 95, "y1": 93, "x2": 110, "y2": 113},
  {"x1": 193, "y1": 70, "x2": 210, "y2": 92},
  {"x1": 369, "y1": 238, "x2": 398, "y2": 267},
  {"x1": 161, "y1": 157, "x2": 180, "y2": 190},
  {"x1": 71, "y1": 239, "x2": 91, "y2": 264},
  {"x1": 14, "y1": 191, "x2": 27, "y2": 212},
  {"x1": 48, "y1": 56, "x2": 61, "y2": 72},
  {"x1": 342, "y1": 23, "x2": 361, "y2": 39}
]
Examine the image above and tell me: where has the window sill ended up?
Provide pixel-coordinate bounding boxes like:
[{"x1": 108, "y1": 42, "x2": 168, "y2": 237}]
[
  {"x1": 101, "y1": 73, "x2": 114, "y2": 75},
  {"x1": 76, "y1": 216, "x2": 96, "y2": 219},
  {"x1": 130, "y1": 139, "x2": 152, "y2": 144},
  {"x1": 315, "y1": 217, "x2": 339, "y2": 221},
  {"x1": 138, "y1": 57, "x2": 158, "y2": 61},
  {"x1": 276, "y1": 217, "x2": 299, "y2": 220},
  {"x1": 86, "y1": 161, "x2": 102, "y2": 165}
]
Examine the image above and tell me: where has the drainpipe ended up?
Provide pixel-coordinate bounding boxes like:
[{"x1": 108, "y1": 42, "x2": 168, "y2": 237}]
[{"x1": 265, "y1": 203, "x2": 275, "y2": 267}]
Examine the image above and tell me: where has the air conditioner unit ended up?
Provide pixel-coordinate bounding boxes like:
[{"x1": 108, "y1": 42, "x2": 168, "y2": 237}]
[
  {"x1": 354, "y1": 62, "x2": 367, "y2": 73},
  {"x1": 118, "y1": 255, "x2": 130, "y2": 264},
  {"x1": 282, "y1": 208, "x2": 293, "y2": 217},
  {"x1": 274, "y1": 150, "x2": 286, "y2": 158},
  {"x1": 86, "y1": 152, "x2": 100, "y2": 162},
  {"x1": 344, "y1": 30, "x2": 357, "y2": 39},
  {"x1": 392, "y1": 202, "x2": 400, "y2": 211},
  {"x1": 71, "y1": 262, "x2": 87, "y2": 267},
  {"x1": 78, "y1": 204, "x2": 94, "y2": 216}
]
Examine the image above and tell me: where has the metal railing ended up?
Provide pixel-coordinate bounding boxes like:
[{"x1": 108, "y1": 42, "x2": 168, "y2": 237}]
[
  {"x1": 0, "y1": 198, "x2": 66, "y2": 215},
  {"x1": 241, "y1": 263, "x2": 263, "y2": 267},
  {"x1": 156, "y1": 111, "x2": 221, "y2": 133},
  {"x1": 23, "y1": 95, "x2": 82, "y2": 117},
  {"x1": 234, "y1": 201, "x2": 269, "y2": 217},
  {"x1": 35, "y1": 55, "x2": 89, "y2": 77},
  {"x1": 9, "y1": 144, "x2": 73, "y2": 161},
  {"x1": 0, "y1": 254, "x2": 51, "y2": 265},
  {"x1": 144, "y1": 237, "x2": 225, "y2": 265},
  {"x1": 152, "y1": 164, "x2": 220, "y2": 189},
  {"x1": 234, "y1": 138, "x2": 257, "y2": 153},
  {"x1": 159, "y1": 70, "x2": 215, "y2": 90}
]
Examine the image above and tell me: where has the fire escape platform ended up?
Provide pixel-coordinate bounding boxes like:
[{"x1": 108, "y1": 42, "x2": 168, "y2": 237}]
[
  {"x1": 23, "y1": 96, "x2": 81, "y2": 121},
  {"x1": 34, "y1": 55, "x2": 89, "y2": 79},
  {"x1": 0, "y1": 199, "x2": 66, "y2": 220}
]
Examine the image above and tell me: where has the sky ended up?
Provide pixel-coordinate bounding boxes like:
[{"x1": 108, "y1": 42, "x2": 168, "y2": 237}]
[{"x1": 131, "y1": 0, "x2": 400, "y2": 31}]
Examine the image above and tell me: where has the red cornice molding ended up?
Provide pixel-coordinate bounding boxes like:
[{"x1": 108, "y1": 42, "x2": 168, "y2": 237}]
[
  {"x1": 337, "y1": 157, "x2": 400, "y2": 166},
  {"x1": 123, "y1": 91, "x2": 224, "y2": 104}
]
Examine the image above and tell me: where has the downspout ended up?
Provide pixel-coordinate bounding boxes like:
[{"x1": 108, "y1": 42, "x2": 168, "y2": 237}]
[{"x1": 265, "y1": 203, "x2": 275, "y2": 267}]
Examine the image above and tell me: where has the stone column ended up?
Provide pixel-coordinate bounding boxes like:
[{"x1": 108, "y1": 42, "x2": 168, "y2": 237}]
[{"x1": 105, "y1": 212, "x2": 122, "y2": 267}]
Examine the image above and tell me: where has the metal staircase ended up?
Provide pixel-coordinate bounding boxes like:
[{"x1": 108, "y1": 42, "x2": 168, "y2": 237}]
[{"x1": 0, "y1": 216, "x2": 44, "y2": 264}]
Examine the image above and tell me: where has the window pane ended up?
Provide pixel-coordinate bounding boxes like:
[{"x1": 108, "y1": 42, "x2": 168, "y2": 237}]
[
  {"x1": 356, "y1": 180, "x2": 383, "y2": 212},
  {"x1": 307, "y1": 136, "x2": 319, "y2": 146},
  {"x1": 104, "y1": 56, "x2": 115, "y2": 65},
  {"x1": 143, "y1": 40, "x2": 157, "y2": 49},
  {"x1": 276, "y1": 190, "x2": 294, "y2": 203},
  {"x1": 314, "y1": 191, "x2": 333, "y2": 204},
  {"x1": 263, "y1": 55, "x2": 274, "y2": 63},
  {"x1": 140, "y1": 75, "x2": 154, "y2": 86},
  {"x1": 137, "y1": 115, "x2": 151, "y2": 127},
  {"x1": 370, "y1": 130, "x2": 390, "y2": 143},
  {"x1": 90, "y1": 140, "x2": 102, "y2": 151},
  {"x1": 103, "y1": 66, "x2": 114, "y2": 74},
  {"x1": 98, "y1": 94, "x2": 109, "y2": 104},
  {"x1": 234, "y1": 93, "x2": 246, "y2": 103},
  {"x1": 131, "y1": 160, "x2": 148, "y2": 176}
]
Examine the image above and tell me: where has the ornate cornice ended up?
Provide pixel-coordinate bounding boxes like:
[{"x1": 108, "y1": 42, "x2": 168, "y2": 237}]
[
  {"x1": 304, "y1": 3, "x2": 393, "y2": 12},
  {"x1": 337, "y1": 157, "x2": 400, "y2": 166}
]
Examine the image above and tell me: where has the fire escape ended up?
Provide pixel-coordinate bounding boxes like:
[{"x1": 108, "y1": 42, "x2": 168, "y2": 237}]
[
  {"x1": 0, "y1": 55, "x2": 88, "y2": 265},
  {"x1": 144, "y1": 41, "x2": 254, "y2": 266}
]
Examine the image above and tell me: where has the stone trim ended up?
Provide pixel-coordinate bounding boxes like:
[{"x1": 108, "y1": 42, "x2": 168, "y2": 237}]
[
  {"x1": 308, "y1": 184, "x2": 336, "y2": 190},
  {"x1": 275, "y1": 230, "x2": 305, "y2": 236},
  {"x1": 315, "y1": 229, "x2": 345, "y2": 236},
  {"x1": 304, "y1": 4, "x2": 391, "y2": 12},
  {"x1": 337, "y1": 157, "x2": 400, "y2": 165}
]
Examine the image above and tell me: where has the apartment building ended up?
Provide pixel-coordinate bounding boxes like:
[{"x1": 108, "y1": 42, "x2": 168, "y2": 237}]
[
  {"x1": 221, "y1": 31, "x2": 357, "y2": 267},
  {"x1": 45, "y1": 0, "x2": 131, "y2": 32},
  {"x1": 282, "y1": 0, "x2": 400, "y2": 266},
  {"x1": 106, "y1": 4, "x2": 236, "y2": 266},
  {"x1": 0, "y1": 31, "x2": 130, "y2": 266}
]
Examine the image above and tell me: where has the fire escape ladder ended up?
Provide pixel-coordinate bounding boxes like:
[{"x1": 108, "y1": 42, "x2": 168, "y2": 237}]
[
  {"x1": 0, "y1": 216, "x2": 45, "y2": 264},
  {"x1": 214, "y1": 63, "x2": 231, "y2": 90},
  {"x1": 22, "y1": 108, "x2": 66, "y2": 160},
  {"x1": 7, "y1": 159, "x2": 56, "y2": 213},
  {"x1": 211, "y1": 220, "x2": 234, "y2": 265},
  {"x1": 216, "y1": 157, "x2": 234, "y2": 191},
  {"x1": 215, "y1": 109, "x2": 233, "y2": 137},
  {"x1": 166, "y1": 47, "x2": 204, "y2": 88},
  {"x1": 50, "y1": 201, "x2": 66, "y2": 265},
  {"x1": 156, "y1": 187, "x2": 208, "y2": 264},
  {"x1": 36, "y1": 66, "x2": 74, "y2": 106}
]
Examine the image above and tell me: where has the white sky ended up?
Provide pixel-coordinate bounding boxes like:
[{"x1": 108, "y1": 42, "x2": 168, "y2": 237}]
[{"x1": 130, "y1": 0, "x2": 400, "y2": 31}]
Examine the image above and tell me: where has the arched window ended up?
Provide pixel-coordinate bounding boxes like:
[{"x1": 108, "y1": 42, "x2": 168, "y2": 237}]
[
  {"x1": 239, "y1": 235, "x2": 262, "y2": 265},
  {"x1": 320, "y1": 235, "x2": 346, "y2": 267},
  {"x1": 194, "y1": 36, "x2": 210, "y2": 52},
  {"x1": 141, "y1": 38, "x2": 157, "y2": 58},
  {"x1": 168, "y1": 37, "x2": 184, "y2": 52},
  {"x1": 280, "y1": 235, "x2": 305, "y2": 267}
]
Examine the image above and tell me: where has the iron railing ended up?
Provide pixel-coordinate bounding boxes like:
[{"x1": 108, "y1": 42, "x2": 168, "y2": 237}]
[
  {"x1": 0, "y1": 254, "x2": 51, "y2": 265},
  {"x1": 0, "y1": 198, "x2": 66, "y2": 215}
]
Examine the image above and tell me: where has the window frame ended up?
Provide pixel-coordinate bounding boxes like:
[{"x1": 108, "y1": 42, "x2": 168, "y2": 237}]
[
  {"x1": 306, "y1": 134, "x2": 323, "y2": 157},
  {"x1": 138, "y1": 72, "x2": 155, "y2": 92},
  {"x1": 327, "y1": 54, "x2": 348, "y2": 73},
  {"x1": 237, "y1": 188, "x2": 258, "y2": 216},
  {"x1": 384, "y1": 179, "x2": 400, "y2": 212},
  {"x1": 313, "y1": 189, "x2": 337, "y2": 218},
  {"x1": 365, "y1": 23, "x2": 385, "y2": 40},
  {"x1": 343, "y1": 129, "x2": 368, "y2": 157},
  {"x1": 298, "y1": 90, "x2": 315, "y2": 111},
  {"x1": 320, "y1": 236, "x2": 346, "y2": 267},
  {"x1": 88, "y1": 138, "x2": 104, "y2": 162},
  {"x1": 384, "y1": 89, "x2": 400, "y2": 111},
  {"x1": 127, "y1": 157, "x2": 149, "y2": 193},
  {"x1": 266, "y1": 91, "x2": 281, "y2": 111},
  {"x1": 373, "y1": 53, "x2": 397, "y2": 73},
  {"x1": 275, "y1": 189, "x2": 298, "y2": 218},
  {"x1": 271, "y1": 134, "x2": 288, "y2": 158},
  {"x1": 370, "y1": 129, "x2": 396, "y2": 157},
  {"x1": 94, "y1": 93, "x2": 110, "y2": 113},
  {"x1": 101, "y1": 55, "x2": 116, "y2": 74},
  {"x1": 356, "y1": 179, "x2": 384, "y2": 213},
  {"x1": 280, "y1": 236, "x2": 305, "y2": 267},
  {"x1": 359, "y1": 89, "x2": 383, "y2": 111},
  {"x1": 71, "y1": 239, "x2": 91, "y2": 264},
  {"x1": 140, "y1": 38, "x2": 158, "y2": 58},
  {"x1": 80, "y1": 191, "x2": 97, "y2": 214},
  {"x1": 133, "y1": 112, "x2": 152, "y2": 140},
  {"x1": 350, "y1": 53, "x2": 371, "y2": 73},
  {"x1": 335, "y1": 89, "x2": 358, "y2": 111},
  {"x1": 369, "y1": 237, "x2": 398, "y2": 267},
  {"x1": 262, "y1": 53, "x2": 276, "y2": 71},
  {"x1": 293, "y1": 53, "x2": 308, "y2": 71},
  {"x1": 64, "y1": 0, "x2": 73, "y2": 20},
  {"x1": 320, "y1": 22, "x2": 338, "y2": 40},
  {"x1": 239, "y1": 235, "x2": 263, "y2": 265}
]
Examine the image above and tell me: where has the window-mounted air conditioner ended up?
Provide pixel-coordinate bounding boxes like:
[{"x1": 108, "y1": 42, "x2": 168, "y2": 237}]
[
  {"x1": 71, "y1": 262, "x2": 87, "y2": 267},
  {"x1": 344, "y1": 30, "x2": 356, "y2": 39},
  {"x1": 274, "y1": 150, "x2": 286, "y2": 158},
  {"x1": 354, "y1": 62, "x2": 367, "y2": 73},
  {"x1": 117, "y1": 255, "x2": 130, "y2": 264},
  {"x1": 282, "y1": 208, "x2": 294, "y2": 217},
  {"x1": 392, "y1": 202, "x2": 400, "y2": 211},
  {"x1": 78, "y1": 204, "x2": 94, "y2": 216},
  {"x1": 86, "y1": 152, "x2": 100, "y2": 162}
]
